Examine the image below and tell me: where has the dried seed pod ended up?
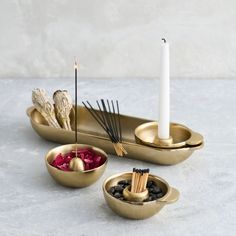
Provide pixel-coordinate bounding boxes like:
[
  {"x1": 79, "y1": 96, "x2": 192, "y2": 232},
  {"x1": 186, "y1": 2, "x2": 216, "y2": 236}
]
[
  {"x1": 32, "y1": 88, "x2": 61, "y2": 128},
  {"x1": 53, "y1": 90, "x2": 73, "y2": 130}
]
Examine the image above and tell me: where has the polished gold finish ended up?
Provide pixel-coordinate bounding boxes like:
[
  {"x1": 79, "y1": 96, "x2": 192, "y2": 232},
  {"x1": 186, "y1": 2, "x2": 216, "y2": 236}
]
[
  {"x1": 113, "y1": 142, "x2": 128, "y2": 157},
  {"x1": 27, "y1": 106, "x2": 204, "y2": 165},
  {"x1": 69, "y1": 157, "x2": 84, "y2": 171},
  {"x1": 45, "y1": 143, "x2": 108, "y2": 188},
  {"x1": 156, "y1": 136, "x2": 173, "y2": 146},
  {"x1": 103, "y1": 172, "x2": 179, "y2": 220},
  {"x1": 135, "y1": 121, "x2": 203, "y2": 149},
  {"x1": 123, "y1": 186, "x2": 149, "y2": 202}
]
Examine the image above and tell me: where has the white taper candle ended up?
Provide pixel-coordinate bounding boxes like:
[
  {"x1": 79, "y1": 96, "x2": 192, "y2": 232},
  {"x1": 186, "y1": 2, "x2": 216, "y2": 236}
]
[{"x1": 158, "y1": 38, "x2": 170, "y2": 139}]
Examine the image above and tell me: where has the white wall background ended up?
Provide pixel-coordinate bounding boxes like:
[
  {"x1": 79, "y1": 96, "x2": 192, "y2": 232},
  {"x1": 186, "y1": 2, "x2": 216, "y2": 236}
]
[{"x1": 0, "y1": 0, "x2": 236, "y2": 78}]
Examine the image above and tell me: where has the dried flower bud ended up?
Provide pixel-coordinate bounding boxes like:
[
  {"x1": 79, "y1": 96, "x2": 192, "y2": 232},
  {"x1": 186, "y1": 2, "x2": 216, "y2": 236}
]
[
  {"x1": 53, "y1": 90, "x2": 73, "y2": 130},
  {"x1": 32, "y1": 88, "x2": 61, "y2": 128}
]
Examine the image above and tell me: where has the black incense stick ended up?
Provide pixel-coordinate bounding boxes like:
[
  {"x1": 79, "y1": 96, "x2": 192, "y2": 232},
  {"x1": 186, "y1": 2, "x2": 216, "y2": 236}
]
[
  {"x1": 82, "y1": 99, "x2": 127, "y2": 156},
  {"x1": 82, "y1": 101, "x2": 116, "y2": 142},
  {"x1": 116, "y1": 100, "x2": 122, "y2": 142},
  {"x1": 74, "y1": 61, "x2": 78, "y2": 144}
]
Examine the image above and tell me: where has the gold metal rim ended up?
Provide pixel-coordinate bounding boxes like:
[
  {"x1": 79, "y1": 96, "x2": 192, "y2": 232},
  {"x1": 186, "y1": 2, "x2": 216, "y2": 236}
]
[
  {"x1": 134, "y1": 121, "x2": 203, "y2": 149},
  {"x1": 45, "y1": 143, "x2": 108, "y2": 173}
]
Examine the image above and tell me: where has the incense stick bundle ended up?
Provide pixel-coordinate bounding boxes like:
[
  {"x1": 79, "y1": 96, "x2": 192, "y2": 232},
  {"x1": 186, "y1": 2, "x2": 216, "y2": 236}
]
[
  {"x1": 82, "y1": 99, "x2": 127, "y2": 157},
  {"x1": 131, "y1": 168, "x2": 150, "y2": 193}
]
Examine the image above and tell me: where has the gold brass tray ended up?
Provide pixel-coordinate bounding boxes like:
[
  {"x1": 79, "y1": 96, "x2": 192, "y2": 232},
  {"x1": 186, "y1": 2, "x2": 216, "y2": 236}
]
[{"x1": 26, "y1": 106, "x2": 203, "y2": 165}]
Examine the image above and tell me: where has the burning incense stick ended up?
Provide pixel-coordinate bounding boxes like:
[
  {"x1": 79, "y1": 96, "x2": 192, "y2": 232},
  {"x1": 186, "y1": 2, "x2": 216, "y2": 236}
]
[
  {"x1": 74, "y1": 60, "x2": 79, "y2": 159},
  {"x1": 74, "y1": 61, "x2": 78, "y2": 144},
  {"x1": 69, "y1": 60, "x2": 86, "y2": 171}
]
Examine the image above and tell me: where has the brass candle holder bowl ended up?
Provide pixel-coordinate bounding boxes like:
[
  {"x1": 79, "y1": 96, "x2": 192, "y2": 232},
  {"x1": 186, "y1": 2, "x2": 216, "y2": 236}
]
[
  {"x1": 135, "y1": 122, "x2": 203, "y2": 149},
  {"x1": 45, "y1": 143, "x2": 108, "y2": 188},
  {"x1": 103, "y1": 172, "x2": 179, "y2": 220}
]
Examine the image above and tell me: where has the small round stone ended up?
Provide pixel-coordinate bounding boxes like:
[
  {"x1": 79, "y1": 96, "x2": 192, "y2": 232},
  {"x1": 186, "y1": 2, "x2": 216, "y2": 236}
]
[
  {"x1": 147, "y1": 181, "x2": 154, "y2": 188},
  {"x1": 156, "y1": 192, "x2": 164, "y2": 198},
  {"x1": 149, "y1": 193, "x2": 156, "y2": 198},
  {"x1": 148, "y1": 187, "x2": 154, "y2": 193},
  {"x1": 152, "y1": 195, "x2": 158, "y2": 200},
  {"x1": 123, "y1": 183, "x2": 130, "y2": 187},
  {"x1": 148, "y1": 196, "x2": 154, "y2": 201},
  {"x1": 114, "y1": 185, "x2": 124, "y2": 192},
  {"x1": 108, "y1": 187, "x2": 116, "y2": 195},
  {"x1": 152, "y1": 186, "x2": 162, "y2": 194},
  {"x1": 118, "y1": 180, "x2": 130, "y2": 185},
  {"x1": 118, "y1": 197, "x2": 125, "y2": 201},
  {"x1": 114, "y1": 192, "x2": 122, "y2": 198}
]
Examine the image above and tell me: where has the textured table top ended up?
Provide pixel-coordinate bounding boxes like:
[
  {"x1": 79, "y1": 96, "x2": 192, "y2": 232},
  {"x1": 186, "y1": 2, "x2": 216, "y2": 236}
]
[{"x1": 0, "y1": 78, "x2": 235, "y2": 236}]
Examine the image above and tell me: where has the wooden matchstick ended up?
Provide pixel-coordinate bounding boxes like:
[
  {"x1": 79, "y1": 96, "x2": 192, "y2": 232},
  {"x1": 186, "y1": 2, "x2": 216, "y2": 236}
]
[
  {"x1": 131, "y1": 168, "x2": 150, "y2": 193},
  {"x1": 138, "y1": 171, "x2": 145, "y2": 192},
  {"x1": 142, "y1": 169, "x2": 149, "y2": 191},
  {"x1": 134, "y1": 169, "x2": 140, "y2": 193},
  {"x1": 131, "y1": 168, "x2": 136, "y2": 193}
]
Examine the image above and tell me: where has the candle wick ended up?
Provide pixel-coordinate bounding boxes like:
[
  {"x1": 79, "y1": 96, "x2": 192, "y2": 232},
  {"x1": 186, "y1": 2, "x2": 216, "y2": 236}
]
[{"x1": 162, "y1": 38, "x2": 166, "y2": 43}]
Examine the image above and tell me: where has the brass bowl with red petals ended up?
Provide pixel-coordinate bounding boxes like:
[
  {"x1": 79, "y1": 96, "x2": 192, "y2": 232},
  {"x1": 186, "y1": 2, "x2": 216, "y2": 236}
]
[{"x1": 45, "y1": 143, "x2": 108, "y2": 188}]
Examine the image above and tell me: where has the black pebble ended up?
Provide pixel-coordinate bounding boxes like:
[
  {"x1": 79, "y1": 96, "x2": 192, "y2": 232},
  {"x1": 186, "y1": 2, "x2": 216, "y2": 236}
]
[
  {"x1": 156, "y1": 192, "x2": 164, "y2": 198},
  {"x1": 152, "y1": 186, "x2": 162, "y2": 194},
  {"x1": 147, "y1": 181, "x2": 154, "y2": 188},
  {"x1": 118, "y1": 180, "x2": 130, "y2": 185},
  {"x1": 109, "y1": 180, "x2": 163, "y2": 203},
  {"x1": 149, "y1": 193, "x2": 156, "y2": 198},
  {"x1": 109, "y1": 187, "x2": 116, "y2": 195},
  {"x1": 114, "y1": 192, "x2": 122, "y2": 198},
  {"x1": 148, "y1": 187, "x2": 154, "y2": 193},
  {"x1": 118, "y1": 197, "x2": 125, "y2": 201},
  {"x1": 147, "y1": 196, "x2": 154, "y2": 201},
  {"x1": 114, "y1": 185, "x2": 124, "y2": 192}
]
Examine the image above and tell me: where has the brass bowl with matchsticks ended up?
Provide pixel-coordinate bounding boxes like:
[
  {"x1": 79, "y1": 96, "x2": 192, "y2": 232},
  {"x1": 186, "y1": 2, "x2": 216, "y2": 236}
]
[
  {"x1": 103, "y1": 172, "x2": 179, "y2": 220},
  {"x1": 45, "y1": 144, "x2": 108, "y2": 188}
]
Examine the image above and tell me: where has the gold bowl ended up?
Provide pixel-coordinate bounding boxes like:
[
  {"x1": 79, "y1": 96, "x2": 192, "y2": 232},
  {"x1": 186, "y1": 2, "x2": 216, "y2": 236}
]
[
  {"x1": 45, "y1": 143, "x2": 108, "y2": 188},
  {"x1": 103, "y1": 172, "x2": 179, "y2": 220},
  {"x1": 135, "y1": 122, "x2": 203, "y2": 149}
]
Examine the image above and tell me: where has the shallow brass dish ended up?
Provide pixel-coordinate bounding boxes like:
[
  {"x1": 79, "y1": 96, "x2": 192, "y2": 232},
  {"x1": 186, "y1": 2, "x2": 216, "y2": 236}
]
[
  {"x1": 27, "y1": 106, "x2": 203, "y2": 165},
  {"x1": 103, "y1": 172, "x2": 179, "y2": 220},
  {"x1": 135, "y1": 121, "x2": 203, "y2": 149},
  {"x1": 45, "y1": 143, "x2": 108, "y2": 188}
]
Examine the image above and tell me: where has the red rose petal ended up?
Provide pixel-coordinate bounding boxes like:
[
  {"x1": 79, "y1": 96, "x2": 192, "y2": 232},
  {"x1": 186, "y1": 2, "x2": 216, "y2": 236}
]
[{"x1": 50, "y1": 148, "x2": 105, "y2": 171}]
